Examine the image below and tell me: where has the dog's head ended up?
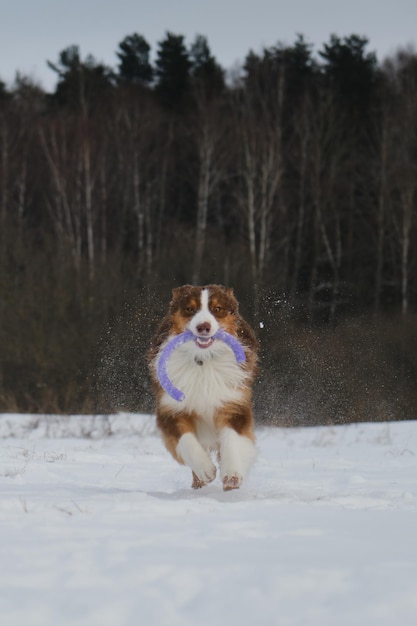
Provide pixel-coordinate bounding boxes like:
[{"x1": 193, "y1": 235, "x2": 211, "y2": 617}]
[{"x1": 169, "y1": 284, "x2": 239, "y2": 348}]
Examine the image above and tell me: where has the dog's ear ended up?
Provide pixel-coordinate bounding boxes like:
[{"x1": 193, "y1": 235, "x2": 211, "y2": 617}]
[
  {"x1": 231, "y1": 297, "x2": 239, "y2": 315},
  {"x1": 208, "y1": 284, "x2": 235, "y2": 298},
  {"x1": 211, "y1": 285, "x2": 239, "y2": 314},
  {"x1": 170, "y1": 284, "x2": 193, "y2": 307},
  {"x1": 215, "y1": 284, "x2": 234, "y2": 298},
  {"x1": 224, "y1": 287, "x2": 239, "y2": 313},
  {"x1": 172, "y1": 284, "x2": 193, "y2": 298}
]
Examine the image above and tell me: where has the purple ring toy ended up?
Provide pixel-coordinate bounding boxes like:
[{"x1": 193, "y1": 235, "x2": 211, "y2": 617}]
[{"x1": 157, "y1": 329, "x2": 246, "y2": 402}]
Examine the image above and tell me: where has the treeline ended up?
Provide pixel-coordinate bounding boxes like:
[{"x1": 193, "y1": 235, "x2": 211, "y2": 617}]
[{"x1": 0, "y1": 32, "x2": 416, "y2": 420}]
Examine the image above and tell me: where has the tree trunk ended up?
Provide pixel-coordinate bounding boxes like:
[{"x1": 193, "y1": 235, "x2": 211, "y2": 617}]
[
  {"x1": 0, "y1": 119, "x2": 8, "y2": 268},
  {"x1": 400, "y1": 188, "x2": 413, "y2": 316},
  {"x1": 193, "y1": 126, "x2": 212, "y2": 285},
  {"x1": 374, "y1": 120, "x2": 388, "y2": 315},
  {"x1": 82, "y1": 133, "x2": 95, "y2": 282}
]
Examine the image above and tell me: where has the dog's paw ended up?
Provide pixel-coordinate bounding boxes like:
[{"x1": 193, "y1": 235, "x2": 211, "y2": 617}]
[
  {"x1": 191, "y1": 458, "x2": 217, "y2": 488},
  {"x1": 223, "y1": 474, "x2": 242, "y2": 491},
  {"x1": 192, "y1": 473, "x2": 205, "y2": 489},
  {"x1": 192, "y1": 470, "x2": 215, "y2": 489},
  {"x1": 196, "y1": 460, "x2": 216, "y2": 485}
]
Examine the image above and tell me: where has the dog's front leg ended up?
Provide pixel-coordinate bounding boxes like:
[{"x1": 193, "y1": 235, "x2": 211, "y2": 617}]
[
  {"x1": 177, "y1": 432, "x2": 217, "y2": 487},
  {"x1": 157, "y1": 410, "x2": 216, "y2": 488},
  {"x1": 219, "y1": 426, "x2": 256, "y2": 491}
]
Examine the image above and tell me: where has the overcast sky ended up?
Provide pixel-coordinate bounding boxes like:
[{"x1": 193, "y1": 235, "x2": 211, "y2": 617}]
[{"x1": 1, "y1": 0, "x2": 417, "y2": 92}]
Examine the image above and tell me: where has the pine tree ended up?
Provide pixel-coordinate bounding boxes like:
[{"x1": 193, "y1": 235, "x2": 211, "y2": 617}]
[
  {"x1": 189, "y1": 35, "x2": 225, "y2": 98},
  {"x1": 155, "y1": 32, "x2": 191, "y2": 109},
  {"x1": 0, "y1": 79, "x2": 7, "y2": 101},
  {"x1": 116, "y1": 34, "x2": 153, "y2": 85},
  {"x1": 319, "y1": 34, "x2": 378, "y2": 112},
  {"x1": 47, "y1": 45, "x2": 114, "y2": 111}
]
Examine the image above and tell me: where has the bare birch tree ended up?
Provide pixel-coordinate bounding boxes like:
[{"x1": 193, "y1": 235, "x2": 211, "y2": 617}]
[
  {"x1": 234, "y1": 64, "x2": 285, "y2": 300},
  {"x1": 190, "y1": 96, "x2": 227, "y2": 285},
  {"x1": 39, "y1": 117, "x2": 83, "y2": 271},
  {"x1": 384, "y1": 50, "x2": 417, "y2": 315},
  {"x1": 307, "y1": 89, "x2": 350, "y2": 321}
]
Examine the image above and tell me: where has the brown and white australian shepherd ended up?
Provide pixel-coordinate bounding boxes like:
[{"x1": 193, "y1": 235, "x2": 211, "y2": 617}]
[{"x1": 148, "y1": 284, "x2": 258, "y2": 491}]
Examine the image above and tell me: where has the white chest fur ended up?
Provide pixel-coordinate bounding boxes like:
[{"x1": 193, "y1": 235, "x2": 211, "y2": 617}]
[{"x1": 158, "y1": 339, "x2": 248, "y2": 420}]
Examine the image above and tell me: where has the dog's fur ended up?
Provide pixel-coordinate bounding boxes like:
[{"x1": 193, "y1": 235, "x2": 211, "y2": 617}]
[{"x1": 148, "y1": 284, "x2": 258, "y2": 491}]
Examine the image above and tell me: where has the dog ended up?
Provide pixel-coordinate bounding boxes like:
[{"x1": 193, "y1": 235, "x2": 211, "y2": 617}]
[{"x1": 148, "y1": 284, "x2": 258, "y2": 491}]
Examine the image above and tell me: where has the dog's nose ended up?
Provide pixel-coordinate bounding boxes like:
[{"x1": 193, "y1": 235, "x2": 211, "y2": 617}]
[{"x1": 196, "y1": 322, "x2": 211, "y2": 335}]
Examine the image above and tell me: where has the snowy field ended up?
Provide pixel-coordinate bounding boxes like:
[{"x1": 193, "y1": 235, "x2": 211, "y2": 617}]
[{"x1": 1, "y1": 413, "x2": 417, "y2": 626}]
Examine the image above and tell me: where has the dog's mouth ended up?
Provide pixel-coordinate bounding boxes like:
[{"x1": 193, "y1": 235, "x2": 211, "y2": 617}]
[{"x1": 195, "y1": 337, "x2": 214, "y2": 349}]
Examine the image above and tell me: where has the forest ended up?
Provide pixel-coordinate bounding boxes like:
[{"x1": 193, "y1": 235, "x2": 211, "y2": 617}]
[{"x1": 0, "y1": 31, "x2": 416, "y2": 423}]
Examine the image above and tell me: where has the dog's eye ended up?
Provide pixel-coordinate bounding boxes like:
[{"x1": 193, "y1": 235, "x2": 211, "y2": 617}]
[{"x1": 185, "y1": 306, "x2": 196, "y2": 314}]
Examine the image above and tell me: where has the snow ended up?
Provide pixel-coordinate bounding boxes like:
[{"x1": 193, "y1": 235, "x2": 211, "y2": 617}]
[{"x1": 1, "y1": 413, "x2": 417, "y2": 626}]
